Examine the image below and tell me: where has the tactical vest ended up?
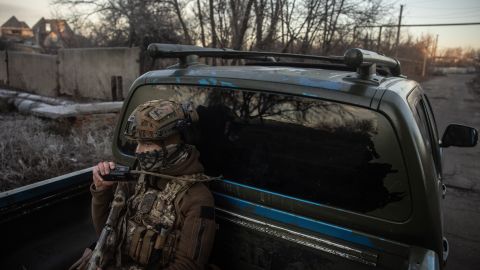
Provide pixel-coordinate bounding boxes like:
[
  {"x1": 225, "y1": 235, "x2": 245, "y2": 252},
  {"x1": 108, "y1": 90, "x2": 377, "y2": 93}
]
[{"x1": 113, "y1": 173, "x2": 203, "y2": 269}]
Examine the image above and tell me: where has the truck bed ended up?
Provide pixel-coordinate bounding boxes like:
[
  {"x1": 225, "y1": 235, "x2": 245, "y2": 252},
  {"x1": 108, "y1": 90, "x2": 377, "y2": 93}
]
[{"x1": 0, "y1": 169, "x2": 437, "y2": 270}]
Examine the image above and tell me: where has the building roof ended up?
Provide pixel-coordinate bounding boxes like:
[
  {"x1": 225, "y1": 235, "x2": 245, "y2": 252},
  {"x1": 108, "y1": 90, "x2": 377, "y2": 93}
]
[
  {"x1": 1, "y1": 16, "x2": 30, "y2": 29},
  {"x1": 32, "y1": 18, "x2": 71, "y2": 32}
]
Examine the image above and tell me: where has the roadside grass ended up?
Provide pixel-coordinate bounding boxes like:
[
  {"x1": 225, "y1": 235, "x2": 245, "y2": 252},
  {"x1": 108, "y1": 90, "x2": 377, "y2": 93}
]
[{"x1": 0, "y1": 113, "x2": 115, "y2": 192}]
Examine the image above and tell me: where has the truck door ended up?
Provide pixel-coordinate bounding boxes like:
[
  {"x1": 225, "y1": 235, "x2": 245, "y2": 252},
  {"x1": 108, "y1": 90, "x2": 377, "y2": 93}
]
[{"x1": 407, "y1": 87, "x2": 447, "y2": 263}]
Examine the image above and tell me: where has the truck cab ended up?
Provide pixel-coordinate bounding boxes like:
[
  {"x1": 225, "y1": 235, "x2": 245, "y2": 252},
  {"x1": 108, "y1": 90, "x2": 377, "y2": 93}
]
[{"x1": 0, "y1": 45, "x2": 477, "y2": 270}]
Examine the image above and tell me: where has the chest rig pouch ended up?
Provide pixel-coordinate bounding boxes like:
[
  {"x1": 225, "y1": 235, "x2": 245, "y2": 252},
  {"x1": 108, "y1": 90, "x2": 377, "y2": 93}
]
[{"x1": 122, "y1": 173, "x2": 193, "y2": 267}]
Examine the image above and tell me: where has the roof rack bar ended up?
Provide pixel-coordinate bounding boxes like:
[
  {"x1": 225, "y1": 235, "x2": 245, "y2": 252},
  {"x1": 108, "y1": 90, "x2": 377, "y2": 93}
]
[
  {"x1": 344, "y1": 48, "x2": 401, "y2": 77},
  {"x1": 147, "y1": 43, "x2": 343, "y2": 63},
  {"x1": 148, "y1": 44, "x2": 402, "y2": 78}
]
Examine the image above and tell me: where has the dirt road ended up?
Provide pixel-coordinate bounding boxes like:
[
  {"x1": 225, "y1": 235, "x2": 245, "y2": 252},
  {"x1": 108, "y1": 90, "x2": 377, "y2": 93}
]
[{"x1": 421, "y1": 73, "x2": 480, "y2": 269}]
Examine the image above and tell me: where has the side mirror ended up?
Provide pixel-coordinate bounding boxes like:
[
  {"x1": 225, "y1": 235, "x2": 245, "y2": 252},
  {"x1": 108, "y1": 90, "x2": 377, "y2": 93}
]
[{"x1": 440, "y1": 124, "x2": 478, "y2": 147}]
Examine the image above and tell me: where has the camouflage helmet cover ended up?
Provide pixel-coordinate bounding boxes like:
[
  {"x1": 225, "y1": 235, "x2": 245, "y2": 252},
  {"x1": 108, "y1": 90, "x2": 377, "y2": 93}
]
[{"x1": 124, "y1": 100, "x2": 198, "y2": 141}]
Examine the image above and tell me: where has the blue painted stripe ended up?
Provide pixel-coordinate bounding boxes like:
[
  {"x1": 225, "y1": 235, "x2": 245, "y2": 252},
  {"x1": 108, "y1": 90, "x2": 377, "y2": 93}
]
[
  {"x1": 209, "y1": 78, "x2": 217, "y2": 85},
  {"x1": 220, "y1": 179, "x2": 327, "y2": 208},
  {"x1": 219, "y1": 81, "x2": 237, "y2": 88},
  {"x1": 298, "y1": 77, "x2": 343, "y2": 90},
  {"x1": 214, "y1": 192, "x2": 377, "y2": 249},
  {"x1": 197, "y1": 77, "x2": 237, "y2": 88},
  {"x1": 426, "y1": 250, "x2": 438, "y2": 270},
  {"x1": 0, "y1": 168, "x2": 91, "y2": 208},
  {"x1": 198, "y1": 78, "x2": 210, "y2": 85},
  {"x1": 302, "y1": 92, "x2": 318, "y2": 98}
]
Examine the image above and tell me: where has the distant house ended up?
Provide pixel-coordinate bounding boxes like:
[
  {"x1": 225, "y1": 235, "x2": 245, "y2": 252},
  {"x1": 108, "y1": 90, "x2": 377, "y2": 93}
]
[
  {"x1": 0, "y1": 16, "x2": 34, "y2": 42},
  {"x1": 32, "y1": 18, "x2": 75, "y2": 53}
]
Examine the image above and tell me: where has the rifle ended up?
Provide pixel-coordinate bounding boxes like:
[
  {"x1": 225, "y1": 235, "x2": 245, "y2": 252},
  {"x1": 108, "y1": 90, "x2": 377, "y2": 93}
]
[
  {"x1": 103, "y1": 165, "x2": 222, "y2": 183},
  {"x1": 87, "y1": 186, "x2": 126, "y2": 270}
]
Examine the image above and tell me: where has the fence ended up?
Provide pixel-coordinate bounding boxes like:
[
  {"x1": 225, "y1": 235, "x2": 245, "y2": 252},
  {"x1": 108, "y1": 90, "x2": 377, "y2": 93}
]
[{"x1": 0, "y1": 47, "x2": 140, "y2": 100}]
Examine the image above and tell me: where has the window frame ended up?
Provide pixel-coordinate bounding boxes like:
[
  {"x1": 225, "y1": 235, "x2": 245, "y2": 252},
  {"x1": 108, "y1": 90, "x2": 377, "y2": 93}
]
[{"x1": 407, "y1": 88, "x2": 442, "y2": 179}]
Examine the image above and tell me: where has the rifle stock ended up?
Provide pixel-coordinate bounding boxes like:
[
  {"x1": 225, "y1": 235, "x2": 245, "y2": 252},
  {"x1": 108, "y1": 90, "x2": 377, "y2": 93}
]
[{"x1": 87, "y1": 188, "x2": 126, "y2": 270}]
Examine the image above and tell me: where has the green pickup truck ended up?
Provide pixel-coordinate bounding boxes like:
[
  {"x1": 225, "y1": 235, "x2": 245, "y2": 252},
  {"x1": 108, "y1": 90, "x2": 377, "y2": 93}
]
[{"x1": 0, "y1": 45, "x2": 477, "y2": 270}]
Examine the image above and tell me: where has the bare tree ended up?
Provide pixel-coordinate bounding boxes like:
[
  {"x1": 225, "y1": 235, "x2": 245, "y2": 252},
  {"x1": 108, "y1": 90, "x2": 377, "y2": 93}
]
[
  {"x1": 53, "y1": 0, "x2": 182, "y2": 46},
  {"x1": 230, "y1": 0, "x2": 255, "y2": 50},
  {"x1": 253, "y1": 0, "x2": 283, "y2": 50},
  {"x1": 299, "y1": 0, "x2": 324, "y2": 54},
  {"x1": 54, "y1": 0, "x2": 392, "y2": 56},
  {"x1": 209, "y1": 0, "x2": 218, "y2": 47},
  {"x1": 168, "y1": 0, "x2": 193, "y2": 44},
  {"x1": 322, "y1": 0, "x2": 346, "y2": 54},
  {"x1": 280, "y1": 0, "x2": 309, "y2": 53},
  {"x1": 196, "y1": 0, "x2": 207, "y2": 47}
]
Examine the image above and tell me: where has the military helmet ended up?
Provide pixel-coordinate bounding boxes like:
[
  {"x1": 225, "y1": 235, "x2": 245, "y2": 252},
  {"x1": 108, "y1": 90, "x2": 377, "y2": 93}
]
[{"x1": 124, "y1": 100, "x2": 198, "y2": 141}]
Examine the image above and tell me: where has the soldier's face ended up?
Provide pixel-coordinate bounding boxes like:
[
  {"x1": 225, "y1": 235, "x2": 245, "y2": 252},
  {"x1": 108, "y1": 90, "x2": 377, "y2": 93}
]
[{"x1": 135, "y1": 141, "x2": 162, "y2": 154}]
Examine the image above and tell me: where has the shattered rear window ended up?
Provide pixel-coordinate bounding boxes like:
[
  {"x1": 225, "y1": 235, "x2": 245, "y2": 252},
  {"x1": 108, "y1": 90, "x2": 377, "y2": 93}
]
[{"x1": 119, "y1": 85, "x2": 411, "y2": 221}]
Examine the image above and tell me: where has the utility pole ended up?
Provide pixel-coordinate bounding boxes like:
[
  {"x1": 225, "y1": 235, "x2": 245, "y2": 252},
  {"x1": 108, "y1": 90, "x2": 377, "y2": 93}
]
[
  {"x1": 432, "y1": 34, "x2": 439, "y2": 64},
  {"x1": 422, "y1": 42, "x2": 429, "y2": 77},
  {"x1": 395, "y1": 4, "x2": 404, "y2": 57}
]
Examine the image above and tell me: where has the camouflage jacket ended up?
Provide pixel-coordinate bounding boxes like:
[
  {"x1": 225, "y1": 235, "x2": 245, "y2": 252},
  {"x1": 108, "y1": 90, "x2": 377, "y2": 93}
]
[{"x1": 90, "y1": 149, "x2": 216, "y2": 270}]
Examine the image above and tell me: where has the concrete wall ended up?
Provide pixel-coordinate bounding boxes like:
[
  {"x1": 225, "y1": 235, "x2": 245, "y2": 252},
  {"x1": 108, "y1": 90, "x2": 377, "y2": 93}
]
[
  {"x1": 7, "y1": 52, "x2": 58, "y2": 97},
  {"x1": 433, "y1": 67, "x2": 474, "y2": 74},
  {"x1": 0, "y1": 51, "x2": 7, "y2": 85},
  {"x1": 59, "y1": 47, "x2": 140, "y2": 99}
]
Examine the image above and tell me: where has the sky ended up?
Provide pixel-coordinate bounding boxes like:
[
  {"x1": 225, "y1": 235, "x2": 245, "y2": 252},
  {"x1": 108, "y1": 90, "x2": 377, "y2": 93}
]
[
  {"x1": 0, "y1": 0, "x2": 479, "y2": 50},
  {"x1": 0, "y1": 1, "x2": 52, "y2": 28},
  {"x1": 395, "y1": 0, "x2": 480, "y2": 50}
]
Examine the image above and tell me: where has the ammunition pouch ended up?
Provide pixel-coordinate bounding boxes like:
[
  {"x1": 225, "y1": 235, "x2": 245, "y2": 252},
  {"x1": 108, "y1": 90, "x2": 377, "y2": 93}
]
[{"x1": 125, "y1": 219, "x2": 178, "y2": 266}]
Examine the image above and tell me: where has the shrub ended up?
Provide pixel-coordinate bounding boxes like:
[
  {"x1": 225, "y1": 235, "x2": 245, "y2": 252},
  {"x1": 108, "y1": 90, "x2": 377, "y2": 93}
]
[{"x1": 0, "y1": 113, "x2": 115, "y2": 191}]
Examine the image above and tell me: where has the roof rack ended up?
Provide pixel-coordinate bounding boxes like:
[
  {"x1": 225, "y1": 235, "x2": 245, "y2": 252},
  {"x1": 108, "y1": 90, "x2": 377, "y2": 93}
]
[
  {"x1": 343, "y1": 48, "x2": 401, "y2": 78},
  {"x1": 147, "y1": 43, "x2": 343, "y2": 65},
  {"x1": 147, "y1": 43, "x2": 402, "y2": 78}
]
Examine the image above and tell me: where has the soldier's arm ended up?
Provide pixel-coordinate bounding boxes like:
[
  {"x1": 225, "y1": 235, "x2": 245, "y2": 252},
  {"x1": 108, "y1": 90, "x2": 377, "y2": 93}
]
[
  {"x1": 91, "y1": 161, "x2": 116, "y2": 235},
  {"x1": 90, "y1": 183, "x2": 115, "y2": 235},
  {"x1": 164, "y1": 184, "x2": 217, "y2": 270}
]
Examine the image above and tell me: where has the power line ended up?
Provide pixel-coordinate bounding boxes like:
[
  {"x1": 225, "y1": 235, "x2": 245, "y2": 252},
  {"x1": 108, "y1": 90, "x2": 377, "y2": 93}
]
[
  {"x1": 359, "y1": 22, "x2": 480, "y2": 28},
  {"x1": 406, "y1": 5, "x2": 480, "y2": 10},
  {"x1": 404, "y1": 9, "x2": 480, "y2": 16},
  {"x1": 404, "y1": 11, "x2": 480, "y2": 19},
  {"x1": 404, "y1": 16, "x2": 480, "y2": 21}
]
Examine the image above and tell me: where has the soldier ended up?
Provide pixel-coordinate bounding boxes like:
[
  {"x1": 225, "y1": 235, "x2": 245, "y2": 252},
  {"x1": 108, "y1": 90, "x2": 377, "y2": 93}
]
[{"x1": 71, "y1": 100, "x2": 217, "y2": 270}]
